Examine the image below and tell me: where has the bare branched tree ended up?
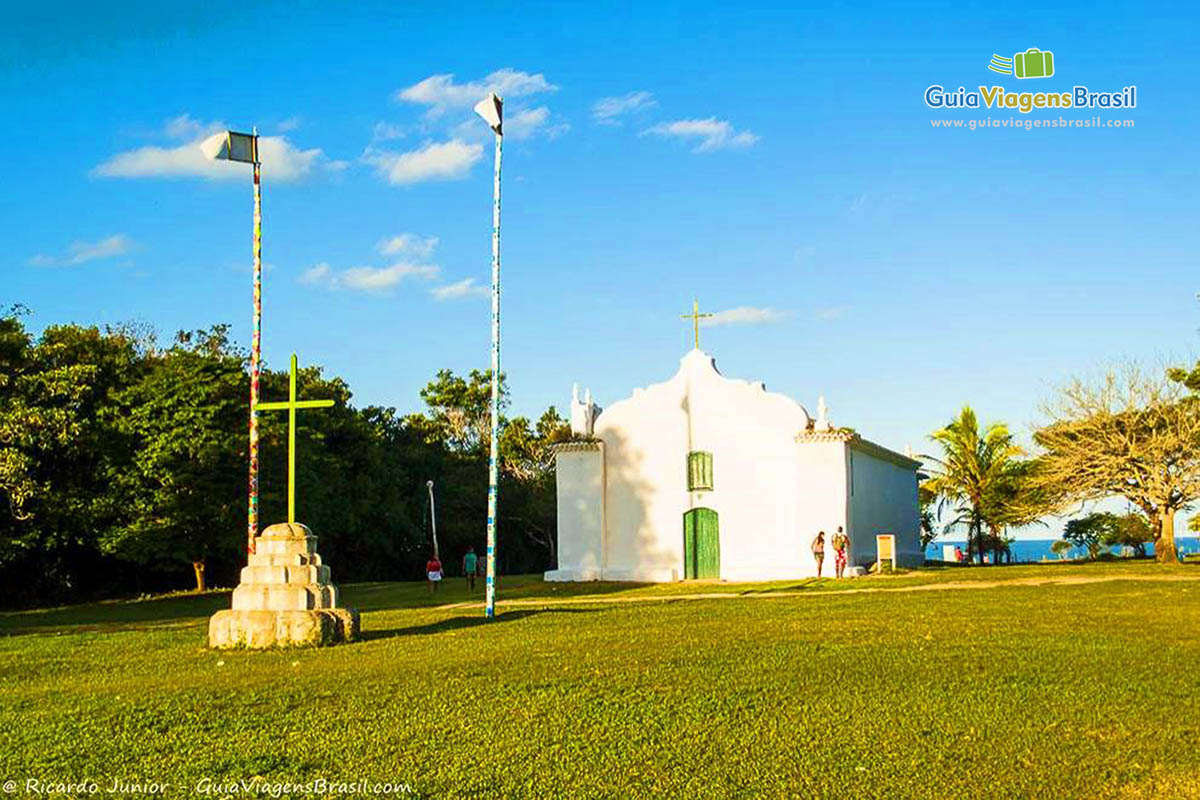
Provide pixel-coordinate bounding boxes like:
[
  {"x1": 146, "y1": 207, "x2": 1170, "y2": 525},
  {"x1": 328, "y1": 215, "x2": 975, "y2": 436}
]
[{"x1": 1033, "y1": 364, "x2": 1200, "y2": 564}]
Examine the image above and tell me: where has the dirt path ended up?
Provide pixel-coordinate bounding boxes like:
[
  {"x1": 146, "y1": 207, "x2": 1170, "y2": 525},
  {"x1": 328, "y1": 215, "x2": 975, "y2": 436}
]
[{"x1": 439, "y1": 573, "x2": 1200, "y2": 611}]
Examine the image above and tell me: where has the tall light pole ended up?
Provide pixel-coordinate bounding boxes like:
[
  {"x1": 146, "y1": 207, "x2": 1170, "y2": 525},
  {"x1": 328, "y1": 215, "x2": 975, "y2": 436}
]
[
  {"x1": 202, "y1": 128, "x2": 263, "y2": 558},
  {"x1": 474, "y1": 92, "x2": 503, "y2": 619},
  {"x1": 426, "y1": 480, "x2": 440, "y2": 560}
]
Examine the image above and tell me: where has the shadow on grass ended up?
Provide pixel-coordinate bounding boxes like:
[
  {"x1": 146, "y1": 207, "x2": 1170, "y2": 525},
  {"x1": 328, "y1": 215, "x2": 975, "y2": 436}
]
[
  {"x1": 0, "y1": 590, "x2": 231, "y2": 637},
  {"x1": 736, "y1": 579, "x2": 823, "y2": 595},
  {"x1": 359, "y1": 607, "x2": 602, "y2": 642},
  {"x1": 342, "y1": 577, "x2": 652, "y2": 613}
]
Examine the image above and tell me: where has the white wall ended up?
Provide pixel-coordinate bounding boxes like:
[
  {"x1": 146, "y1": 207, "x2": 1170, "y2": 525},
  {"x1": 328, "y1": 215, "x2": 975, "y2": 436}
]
[
  {"x1": 592, "y1": 350, "x2": 812, "y2": 582},
  {"x1": 846, "y1": 445, "x2": 923, "y2": 567},
  {"x1": 793, "y1": 440, "x2": 850, "y2": 576},
  {"x1": 546, "y1": 447, "x2": 605, "y2": 581}
]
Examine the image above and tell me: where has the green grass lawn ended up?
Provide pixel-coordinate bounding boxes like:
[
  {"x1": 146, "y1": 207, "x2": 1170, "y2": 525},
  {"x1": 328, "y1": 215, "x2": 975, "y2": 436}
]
[{"x1": 1, "y1": 561, "x2": 1198, "y2": 799}]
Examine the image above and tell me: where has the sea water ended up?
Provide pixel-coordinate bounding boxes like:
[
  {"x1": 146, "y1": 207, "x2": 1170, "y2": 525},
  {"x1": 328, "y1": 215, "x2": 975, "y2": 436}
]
[{"x1": 924, "y1": 537, "x2": 1200, "y2": 563}]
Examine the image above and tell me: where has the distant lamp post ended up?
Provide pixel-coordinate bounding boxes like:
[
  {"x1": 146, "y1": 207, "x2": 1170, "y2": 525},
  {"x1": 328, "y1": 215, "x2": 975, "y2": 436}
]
[
  {"x1": 426, "y1": 480, "x2": 440, "y2": 560},
  {"x1": 202, "y1": 128, "x2": 264, "y2": 560},
  {"x1": 474, "y1": 92, "x2": 503, "y2": 620}
]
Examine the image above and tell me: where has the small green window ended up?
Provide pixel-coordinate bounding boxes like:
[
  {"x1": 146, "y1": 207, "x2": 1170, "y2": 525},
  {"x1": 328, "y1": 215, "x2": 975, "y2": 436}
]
[{"x1": 687, "y1": 451, "x2": 713, "y2": 491}]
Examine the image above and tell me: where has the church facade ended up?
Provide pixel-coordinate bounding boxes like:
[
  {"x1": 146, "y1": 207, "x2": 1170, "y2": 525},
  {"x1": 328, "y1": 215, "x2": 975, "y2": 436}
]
[{"x1": 546, "y1": 349, "x2": 923, "y2": 583}]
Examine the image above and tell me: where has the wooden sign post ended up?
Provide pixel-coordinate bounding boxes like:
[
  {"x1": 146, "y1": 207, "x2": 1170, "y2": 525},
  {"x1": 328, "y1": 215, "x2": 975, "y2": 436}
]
[{"x1": 876, "y1": 534, "x2": 897, "y2": 573}]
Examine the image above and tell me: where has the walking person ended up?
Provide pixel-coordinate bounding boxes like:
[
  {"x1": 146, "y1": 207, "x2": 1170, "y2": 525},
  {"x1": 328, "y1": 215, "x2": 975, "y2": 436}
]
[
  {"x1": 426, "y1": 552, "x2": 443, "y2": 595},
  {"x1": 463, "y1": 546, "x2": 478, "y2": 592},
  {"x1": 832, "y1": 526, "x2": 850, "y2": 579},
  {"x1": 811, "y1": 531, "x2": 826, "y2": 578}
]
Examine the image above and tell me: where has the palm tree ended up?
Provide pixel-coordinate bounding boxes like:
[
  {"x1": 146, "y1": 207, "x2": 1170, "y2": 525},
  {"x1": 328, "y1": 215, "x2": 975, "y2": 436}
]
[{"x1": 922, "y1": 406, "x2": 1026, "y2": 564}]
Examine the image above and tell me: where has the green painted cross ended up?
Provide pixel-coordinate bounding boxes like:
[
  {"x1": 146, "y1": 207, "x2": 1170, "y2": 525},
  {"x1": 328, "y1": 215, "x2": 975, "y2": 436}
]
[
  {"x1": 680, "y1": 298, "x2": 714, "y2": 350},
  {"x1": 257, "y1": 353, "x2": 334, "y2": 524}
]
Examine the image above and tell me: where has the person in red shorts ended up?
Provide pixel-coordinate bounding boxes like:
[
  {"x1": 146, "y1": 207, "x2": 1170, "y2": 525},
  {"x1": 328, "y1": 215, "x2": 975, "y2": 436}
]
[
  {"x1": 831, "y1": 526, "x2": 850, "y2": 579},
  {"x1": 426, "y1": 552, "x2": 443, "y2": 594}
]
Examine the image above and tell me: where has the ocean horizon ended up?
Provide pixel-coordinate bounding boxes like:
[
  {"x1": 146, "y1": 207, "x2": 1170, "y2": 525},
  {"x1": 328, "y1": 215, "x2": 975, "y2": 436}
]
[{"x1": 924, "y1": 537, "x2": 1200, "y2": 563}]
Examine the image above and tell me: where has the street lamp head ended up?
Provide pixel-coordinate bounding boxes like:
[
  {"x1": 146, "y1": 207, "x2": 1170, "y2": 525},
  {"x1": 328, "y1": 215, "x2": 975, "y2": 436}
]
[
  {"x1": 474, "y1": 93, "x2": 503, "y2": 136},
  {"x1": 426, "y1": 480, "x2": 434, "y2": 489},
  {"x1": 201, "y1": 130, "x2": 259, "y2": 164}
]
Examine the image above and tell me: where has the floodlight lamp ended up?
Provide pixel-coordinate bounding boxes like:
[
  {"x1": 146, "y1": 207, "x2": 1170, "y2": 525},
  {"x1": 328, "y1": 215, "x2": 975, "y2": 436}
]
[
  {"x1": 474, "y1": 93, "x2": 503, "y2": 135},
  {"x1": 201, "y1": 130, "x2": 259, "y2": 164}
]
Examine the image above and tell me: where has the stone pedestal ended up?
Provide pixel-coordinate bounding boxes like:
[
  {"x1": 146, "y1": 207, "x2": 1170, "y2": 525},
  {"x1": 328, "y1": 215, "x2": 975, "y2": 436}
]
[{"x1": 209, "y1": 522, "x2": 359, "y2": 649}]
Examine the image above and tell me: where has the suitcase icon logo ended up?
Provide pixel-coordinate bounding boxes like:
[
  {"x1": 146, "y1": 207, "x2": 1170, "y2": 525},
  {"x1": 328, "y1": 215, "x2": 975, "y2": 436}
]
[
  {"x1": 1014, "y1": 48, "x2": 1054, "y2": 78},
  {"x1": 987, "y1": 48, "x2": 1055, "y2": 79}
]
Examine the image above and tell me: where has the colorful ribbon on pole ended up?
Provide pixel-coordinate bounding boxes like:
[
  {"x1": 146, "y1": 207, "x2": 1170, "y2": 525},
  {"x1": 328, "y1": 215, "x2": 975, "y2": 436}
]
[{"x1": 247, "y1": 148, "x2": 262, "y2": 556}]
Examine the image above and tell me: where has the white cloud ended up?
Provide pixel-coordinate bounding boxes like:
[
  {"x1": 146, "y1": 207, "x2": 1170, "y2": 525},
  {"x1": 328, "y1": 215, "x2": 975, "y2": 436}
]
[
  {"x1": 451, "y1": 104, "x2": 567, "y2": 142},
  {"x1": 371, "y1": 121, "x2": 406, "y2": 142},
  {"x1": 702, "y1": 306, "x2": 789, "y2": 326},
  {"x1": 814, "y1": 305, "x2": 851, "y2": 321},
  {"x1": 364, "y1": 139, "x2": 483, "y2": 185},
  {"x1": 164, "y1": 113, "x2": 207, "y2": 139},
  {"x1": 277, "y1": 117, "x2": 301, "y2": 133},
  {"x1": 31, "y1": 234, "x2": 134, "y2": 267},
  {"x1": 592, "y1": 91, "x2": 656, "y2": 124},
  {"x1": 431, "y1": 278, "x2": 489, "y2": 301},
  {"x1": 505, "y1": 106, "x2": 549, "y2": 139},
  {"x1": 301, "y1": 263, "x2": 332, "y2": 284},
  {"x1": 378, "y1": 233, "x2": 438, "y2": 259},
  {"x1": 302, "y1": 261, "x2": 440, "y2": 292},
  {"x1": 306, "y1": 231, "x2": 444, "y2": 292},
  {"x1": 644, "y1": 117, "x2": 759, "y2": 153},
  {"x1": 396, "y1": 68, "x2": 557, "y2": 117},
  {"x1": 93, "y1": 115, "x2": 335, "y2": 182}
]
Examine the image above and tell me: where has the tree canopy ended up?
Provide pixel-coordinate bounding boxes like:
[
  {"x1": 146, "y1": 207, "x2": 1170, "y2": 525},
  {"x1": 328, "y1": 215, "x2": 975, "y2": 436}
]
[
  {"x1": 922, "y1": 406, "x2": 1041, "y2": 564},
  {"x1": 0, "y1": 309, "x2": 568, "y2": 605},
  {"x1": 1032, "y1": 365, "x2": 1200, "y2": 564}
]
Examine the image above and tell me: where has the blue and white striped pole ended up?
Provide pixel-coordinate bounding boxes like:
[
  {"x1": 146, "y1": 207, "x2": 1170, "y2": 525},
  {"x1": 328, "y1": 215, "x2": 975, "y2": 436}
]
[{"x1": 475, "y1": 92, "x2": 504, "y2": 619}]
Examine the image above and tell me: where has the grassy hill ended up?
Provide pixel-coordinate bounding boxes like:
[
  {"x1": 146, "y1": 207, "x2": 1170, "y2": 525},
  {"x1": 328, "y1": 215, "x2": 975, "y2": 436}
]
[{"x1": 1, "y1": 561, "x2": 1197, "y2": 798}]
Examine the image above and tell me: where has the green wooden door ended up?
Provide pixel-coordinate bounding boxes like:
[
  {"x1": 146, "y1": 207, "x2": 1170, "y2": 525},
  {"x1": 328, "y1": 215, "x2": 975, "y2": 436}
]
[{"x1": 683, "y1": 508, "x2": 720, "y2": 579}]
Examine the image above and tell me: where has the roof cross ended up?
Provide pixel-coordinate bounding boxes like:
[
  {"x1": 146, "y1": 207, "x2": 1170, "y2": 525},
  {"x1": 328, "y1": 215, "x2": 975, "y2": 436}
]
[{"x1": 680, "y1": 298, "x2": 714, "y2": 350}]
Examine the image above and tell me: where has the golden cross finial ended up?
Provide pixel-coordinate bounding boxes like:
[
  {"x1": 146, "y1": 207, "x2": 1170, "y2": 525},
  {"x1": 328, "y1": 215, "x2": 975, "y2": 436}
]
[{"x1": 680, "y1": 298, "x2": 714, "y2": 350}]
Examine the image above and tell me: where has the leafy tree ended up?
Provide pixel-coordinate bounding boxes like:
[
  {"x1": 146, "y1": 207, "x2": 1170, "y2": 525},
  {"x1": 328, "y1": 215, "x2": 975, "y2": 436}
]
[
  {"x1": 0, "y1": 312, "x2": 148, "y2": 600},
  {"x1": 0, "y1": 307, "x2": 573, "y2": 604},
  {"x1": 101, "y1": 327, "x2": 244, "y2": 591},
  {"x1": 1062, "y1": 515, "x2": 1108, "y2": 560},
  {"x1": 418, "y1": 368, "x2": 508, "y2": 453},
  {"x1": 1063, "y1": 512, "x2": 1153, "y2": 560},
  {"x1": 1102, "y1": 513, "x2": 1154, "y2": 557},
  {"x1": 499, "y1": 407, "x2": 570, "y2": 565},
  {"x1": 1050, "y1": 539, "x2": 1073, "y2": 559},
  {"x1": 918, "y1": 483, "x2": 939, "y2": 551},
  {"x1": 1033, "y1": 365, "x2": 1200, "y2": 564}
]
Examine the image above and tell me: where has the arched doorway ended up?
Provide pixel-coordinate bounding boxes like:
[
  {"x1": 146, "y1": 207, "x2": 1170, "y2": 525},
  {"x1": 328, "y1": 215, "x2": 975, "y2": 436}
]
[{"x1": 683, "y1": 507, "x2": 720, "y2": 579}]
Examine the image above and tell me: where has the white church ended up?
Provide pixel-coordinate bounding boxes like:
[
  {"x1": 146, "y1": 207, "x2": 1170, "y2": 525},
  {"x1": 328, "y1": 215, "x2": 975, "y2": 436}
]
[{"x1": 546, "y1": 347, "x2": 924, "y2": 583}]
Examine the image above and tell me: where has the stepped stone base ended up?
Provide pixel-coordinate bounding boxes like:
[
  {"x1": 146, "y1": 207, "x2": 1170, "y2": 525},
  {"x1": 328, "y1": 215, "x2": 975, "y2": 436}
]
[
  {"x1": 209, "y1": 608, "x2": 358, "y2": 648},
  {"x1": 208, "y1": 522, "x2": 359, "y2": 649}
]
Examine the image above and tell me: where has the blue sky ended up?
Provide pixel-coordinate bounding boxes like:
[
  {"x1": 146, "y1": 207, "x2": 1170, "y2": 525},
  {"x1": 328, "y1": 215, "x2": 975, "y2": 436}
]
[{"x1": 3, "y1": 1, "x2": 1198, "y2": 527}]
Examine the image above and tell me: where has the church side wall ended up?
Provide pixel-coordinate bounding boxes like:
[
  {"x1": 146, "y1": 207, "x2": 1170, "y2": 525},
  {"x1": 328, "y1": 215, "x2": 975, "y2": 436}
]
[
  {"x1": 846, "y1": 447, "x2": 922, "y2": 568},
  {"x1": 546, "y1": 448, "x2": 606, "y2": 582},
  {"x1": 794, "y1": 442, "x2": 850, "y2": 576},
  {"x1": 601, "y1": 397, "x2": 688, "y2": 582}
]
